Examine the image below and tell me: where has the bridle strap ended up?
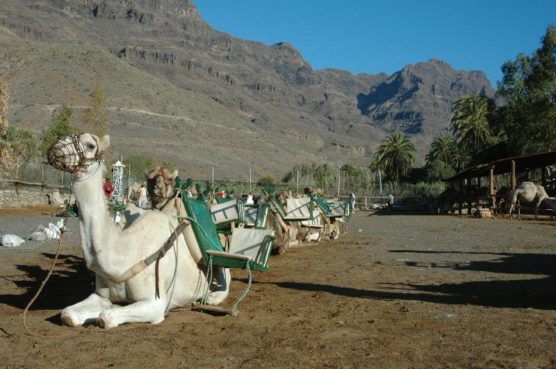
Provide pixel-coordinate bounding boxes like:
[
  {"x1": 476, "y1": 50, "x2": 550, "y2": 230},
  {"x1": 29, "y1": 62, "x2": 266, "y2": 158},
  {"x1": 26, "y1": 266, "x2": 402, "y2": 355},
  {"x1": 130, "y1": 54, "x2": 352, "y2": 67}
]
[{"x1": 69, "y1": 134, "x2": 102, "y2": 173}]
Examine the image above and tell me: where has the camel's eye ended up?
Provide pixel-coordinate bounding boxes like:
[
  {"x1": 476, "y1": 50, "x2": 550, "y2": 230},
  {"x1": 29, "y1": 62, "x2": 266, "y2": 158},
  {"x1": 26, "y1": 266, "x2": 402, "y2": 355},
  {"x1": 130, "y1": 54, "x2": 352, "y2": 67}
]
[{"x1": 86, "y1": 143, "x2": 96, "y2": 150}]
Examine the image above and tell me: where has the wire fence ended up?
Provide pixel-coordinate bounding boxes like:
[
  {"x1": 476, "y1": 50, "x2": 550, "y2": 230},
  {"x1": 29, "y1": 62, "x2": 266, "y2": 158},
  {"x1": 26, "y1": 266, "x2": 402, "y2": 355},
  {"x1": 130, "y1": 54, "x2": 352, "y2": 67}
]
[
  {"x1": 3, "y1": 161, "x2": 443, "y2": 209},
  {"x1": 3, "y1": 161, "x2": 387, "y2": 198}
]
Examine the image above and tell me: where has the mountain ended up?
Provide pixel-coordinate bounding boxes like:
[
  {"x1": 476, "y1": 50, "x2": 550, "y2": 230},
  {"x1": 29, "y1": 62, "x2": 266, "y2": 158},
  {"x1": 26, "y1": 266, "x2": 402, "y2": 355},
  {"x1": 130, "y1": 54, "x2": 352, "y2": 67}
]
[{"x1": 0, "y1": 0, "x2": 494, "y2": 179}]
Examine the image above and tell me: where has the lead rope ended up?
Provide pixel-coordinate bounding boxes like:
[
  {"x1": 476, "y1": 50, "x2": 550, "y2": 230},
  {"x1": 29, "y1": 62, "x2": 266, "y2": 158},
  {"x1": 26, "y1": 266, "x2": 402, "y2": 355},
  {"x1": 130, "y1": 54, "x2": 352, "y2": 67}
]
[{"x1": 22, "y1": 229, "x2": 69, "y2": 338}]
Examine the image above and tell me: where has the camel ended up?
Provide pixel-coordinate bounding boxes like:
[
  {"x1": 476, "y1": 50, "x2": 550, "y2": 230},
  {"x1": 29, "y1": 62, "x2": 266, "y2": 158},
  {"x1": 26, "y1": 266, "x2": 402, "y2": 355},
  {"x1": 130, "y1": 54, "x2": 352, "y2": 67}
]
[
  {"x1": 143, "y1": 170, "x2": 299, "y2": 255},
  {"x1": 126, "y1": 182, "x2": 140, "y2": 202},
  {"x1": 48, "y1": 133, "x2": 230, "y2": 329},
  {"x1": 146, "y1": 166, "x2": 179, "y2": 209},
  {"x1": 509, "y1": 182, "x2": 551, "y2": 220}
]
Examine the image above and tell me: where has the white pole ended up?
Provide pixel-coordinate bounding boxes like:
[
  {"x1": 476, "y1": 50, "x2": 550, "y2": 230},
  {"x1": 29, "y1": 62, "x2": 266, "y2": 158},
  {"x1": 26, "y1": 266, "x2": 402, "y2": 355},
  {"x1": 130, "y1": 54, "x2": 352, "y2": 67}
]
[
  {"x1": 378, "y1": 169, "x2": 383, "y2": 195},
  {"x1": 211, "y1": 167, "x2": 214, "y2": 188},
  {"x1": 337, "y1": 170, "x2": 341, "y2": 196}
]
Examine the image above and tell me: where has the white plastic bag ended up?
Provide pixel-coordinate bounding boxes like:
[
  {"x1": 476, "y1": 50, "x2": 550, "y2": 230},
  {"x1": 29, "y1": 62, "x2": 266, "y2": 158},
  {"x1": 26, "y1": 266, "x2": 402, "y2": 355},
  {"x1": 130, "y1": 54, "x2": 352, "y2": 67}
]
[
  {"x1": 30, "y1": 219, "x2": 65, "y2": 242},
  {"x1": 1, "y1": 234, "x2": 26, "y2": 247}
]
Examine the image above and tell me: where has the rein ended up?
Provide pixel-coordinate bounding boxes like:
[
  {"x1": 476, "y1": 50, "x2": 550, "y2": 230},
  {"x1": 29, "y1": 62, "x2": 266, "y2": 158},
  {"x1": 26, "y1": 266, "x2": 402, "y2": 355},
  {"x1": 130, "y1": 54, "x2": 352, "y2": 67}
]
[{"x1": 108, "y1": 221, "x2": 189, "y2": 292}]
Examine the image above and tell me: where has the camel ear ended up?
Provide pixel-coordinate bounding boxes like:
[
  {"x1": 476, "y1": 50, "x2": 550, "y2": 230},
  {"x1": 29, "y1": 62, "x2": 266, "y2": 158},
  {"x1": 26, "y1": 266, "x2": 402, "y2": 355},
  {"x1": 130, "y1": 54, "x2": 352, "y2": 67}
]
[
  {"x1": 98, "y1": 135, "x2": 110, "y2": 152},
  {"x1": 172, "y1": 169, "x2": 178, "y2": 178}
]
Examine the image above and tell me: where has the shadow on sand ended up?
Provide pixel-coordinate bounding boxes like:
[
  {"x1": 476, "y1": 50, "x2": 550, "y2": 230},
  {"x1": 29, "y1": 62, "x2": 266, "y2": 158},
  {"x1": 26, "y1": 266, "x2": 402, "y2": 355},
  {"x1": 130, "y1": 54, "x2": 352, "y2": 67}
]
[
  {"x1": 263, "y1": 250, "x2": 556, "y2": 310},
  {"x1": 0, "y1": 253, "x2": 94, "y2": 311}
]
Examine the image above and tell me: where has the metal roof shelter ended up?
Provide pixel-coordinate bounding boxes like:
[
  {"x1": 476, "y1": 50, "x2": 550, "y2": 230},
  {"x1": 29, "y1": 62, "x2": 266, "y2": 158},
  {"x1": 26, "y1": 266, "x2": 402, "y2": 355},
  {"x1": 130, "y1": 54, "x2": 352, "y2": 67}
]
[
  {"x1": 447, "y1": 151, "x2": 556, "y2": 183},
  {"x1": 445, "y1": 151, "x2": 556, "y2": 213}
]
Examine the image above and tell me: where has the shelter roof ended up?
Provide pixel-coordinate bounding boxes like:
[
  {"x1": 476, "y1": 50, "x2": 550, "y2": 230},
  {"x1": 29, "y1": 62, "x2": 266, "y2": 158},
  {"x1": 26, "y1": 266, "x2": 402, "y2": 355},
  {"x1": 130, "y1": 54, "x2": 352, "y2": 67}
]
[{"x1": 446, "y1": 151, "x2": 556, "y2": 182}]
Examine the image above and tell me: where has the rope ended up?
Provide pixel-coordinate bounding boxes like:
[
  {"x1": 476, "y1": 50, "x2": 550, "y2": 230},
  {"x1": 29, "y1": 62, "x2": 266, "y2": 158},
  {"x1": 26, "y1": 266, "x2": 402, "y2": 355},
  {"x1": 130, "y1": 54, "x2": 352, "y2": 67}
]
[
  {"x1": 231, "y1": 262, "x2": 251, "y2": 316},
  {"x1": 22, "y1": 230, "x2": 70, "y2": 338}
]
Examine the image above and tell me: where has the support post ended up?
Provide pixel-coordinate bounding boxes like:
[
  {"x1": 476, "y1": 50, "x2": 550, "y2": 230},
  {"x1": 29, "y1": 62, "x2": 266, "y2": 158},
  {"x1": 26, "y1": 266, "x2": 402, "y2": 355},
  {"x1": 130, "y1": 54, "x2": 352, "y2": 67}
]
[
  {"x1": 511, "y1": 160, "x2": 516, "y2": 190},
  {"x1": 490, "y1": 166, "x2": 496, "y2": 212}
]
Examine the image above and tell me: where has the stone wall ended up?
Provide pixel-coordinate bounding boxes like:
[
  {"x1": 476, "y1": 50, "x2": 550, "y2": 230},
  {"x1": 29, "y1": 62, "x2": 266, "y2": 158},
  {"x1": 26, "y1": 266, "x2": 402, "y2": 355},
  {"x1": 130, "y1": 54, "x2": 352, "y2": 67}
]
[{"x1": 0, "y1": 182, "x2": 71, "y2": 208}]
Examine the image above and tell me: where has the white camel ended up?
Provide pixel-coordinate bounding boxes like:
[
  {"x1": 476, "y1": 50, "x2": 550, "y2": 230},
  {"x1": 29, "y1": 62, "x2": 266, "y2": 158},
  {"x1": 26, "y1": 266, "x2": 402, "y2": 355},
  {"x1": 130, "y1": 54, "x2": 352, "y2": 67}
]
[
  {"x1": 509, "y1": 181, "x2": 551, "y2": 220},
  {"x1": 48, "y1": 133, "x2": 229, "y2": 329}
]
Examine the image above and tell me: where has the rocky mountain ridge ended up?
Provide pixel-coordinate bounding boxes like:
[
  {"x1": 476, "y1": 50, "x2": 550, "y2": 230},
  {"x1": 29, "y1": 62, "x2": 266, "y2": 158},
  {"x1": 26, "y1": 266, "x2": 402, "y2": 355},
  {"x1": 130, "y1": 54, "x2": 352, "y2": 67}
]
[{"x1": 0, "y1": 0, "x2": 495, "y2": 178}]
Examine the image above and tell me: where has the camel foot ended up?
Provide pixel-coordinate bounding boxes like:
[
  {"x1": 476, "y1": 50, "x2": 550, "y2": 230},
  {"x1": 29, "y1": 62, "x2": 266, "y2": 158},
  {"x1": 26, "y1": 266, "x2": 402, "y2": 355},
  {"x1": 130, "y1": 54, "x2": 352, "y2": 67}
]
[
  {"x1": 60, "y1": 310, "x2": 80, "y2": 327},
  {"x1": 97, "y1": 312, "x2": 117, "y2": 329}
]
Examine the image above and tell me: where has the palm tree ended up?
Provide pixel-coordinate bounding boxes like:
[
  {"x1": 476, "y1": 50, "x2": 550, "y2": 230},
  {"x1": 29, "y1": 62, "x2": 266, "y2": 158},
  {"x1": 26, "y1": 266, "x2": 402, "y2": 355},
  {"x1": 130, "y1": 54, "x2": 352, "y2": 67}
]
[
  {"x1": 451, "y1": 93, "x2": 492, "y2": 154},
  {"x1": 376, "y1": 132, "x2": 416, "y2": 185},
  {"x1": 451, "y1": 146, "x2": 471, "y2": 172},
  {"x1": 426, "y1": 133, "x2": 456, "y2": 164},
  {"x1": 369, "y1": 154, "x2": 384, "y2": 195}
]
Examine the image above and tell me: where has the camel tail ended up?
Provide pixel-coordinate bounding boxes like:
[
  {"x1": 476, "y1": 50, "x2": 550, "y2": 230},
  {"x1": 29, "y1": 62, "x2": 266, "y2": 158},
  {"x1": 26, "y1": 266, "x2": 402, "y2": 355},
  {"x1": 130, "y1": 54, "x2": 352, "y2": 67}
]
[{"x1": 538, "y1": 185, "x2": 549, "y2": 200}]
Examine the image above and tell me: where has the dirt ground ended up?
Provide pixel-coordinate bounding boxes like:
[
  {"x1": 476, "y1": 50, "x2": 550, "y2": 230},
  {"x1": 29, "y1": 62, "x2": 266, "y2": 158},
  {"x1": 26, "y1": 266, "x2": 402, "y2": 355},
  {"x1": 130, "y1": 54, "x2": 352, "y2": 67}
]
[{"x1": 0, "y1": 209, "x2": 555, "y2": 369}]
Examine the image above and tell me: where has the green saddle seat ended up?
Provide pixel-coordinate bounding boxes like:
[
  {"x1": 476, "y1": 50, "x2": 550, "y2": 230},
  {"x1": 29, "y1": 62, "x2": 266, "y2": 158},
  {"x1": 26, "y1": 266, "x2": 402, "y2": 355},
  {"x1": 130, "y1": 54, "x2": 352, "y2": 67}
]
[{"x1": 183, "y1": 197, "x2": 273, "y2": 272}]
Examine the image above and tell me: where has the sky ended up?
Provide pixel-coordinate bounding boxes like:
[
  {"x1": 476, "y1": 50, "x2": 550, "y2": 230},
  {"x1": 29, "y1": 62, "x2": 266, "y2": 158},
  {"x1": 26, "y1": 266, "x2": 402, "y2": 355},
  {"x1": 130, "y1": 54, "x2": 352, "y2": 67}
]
[{"x1": 195, "y1": 0, "x2": 556, "y2": 87}]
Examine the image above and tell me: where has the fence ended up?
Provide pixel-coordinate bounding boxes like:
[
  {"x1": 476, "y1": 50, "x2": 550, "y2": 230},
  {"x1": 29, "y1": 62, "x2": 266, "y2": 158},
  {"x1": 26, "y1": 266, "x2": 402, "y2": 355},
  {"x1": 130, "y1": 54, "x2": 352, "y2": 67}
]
[{"x1": 2, "y1": 161, "x2": 401, "y2": 204}]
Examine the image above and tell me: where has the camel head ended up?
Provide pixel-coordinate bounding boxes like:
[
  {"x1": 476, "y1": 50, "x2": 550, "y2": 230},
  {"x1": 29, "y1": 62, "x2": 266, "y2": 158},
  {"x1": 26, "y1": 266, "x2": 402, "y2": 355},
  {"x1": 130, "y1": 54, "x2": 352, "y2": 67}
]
[
  {"x1": 48, "y1": 133, "x2": 110, "y2": 175},
  {"x1": 146, "y1": 166, "x2": 178, "y2": 209}
]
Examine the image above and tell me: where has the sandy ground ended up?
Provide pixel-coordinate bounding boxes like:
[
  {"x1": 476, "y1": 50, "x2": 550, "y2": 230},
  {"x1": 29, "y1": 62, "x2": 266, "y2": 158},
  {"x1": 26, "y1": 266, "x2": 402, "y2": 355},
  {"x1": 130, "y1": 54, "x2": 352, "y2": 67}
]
[{"x1": 0, "y1": 210, "x2": 555, "y2": 369}]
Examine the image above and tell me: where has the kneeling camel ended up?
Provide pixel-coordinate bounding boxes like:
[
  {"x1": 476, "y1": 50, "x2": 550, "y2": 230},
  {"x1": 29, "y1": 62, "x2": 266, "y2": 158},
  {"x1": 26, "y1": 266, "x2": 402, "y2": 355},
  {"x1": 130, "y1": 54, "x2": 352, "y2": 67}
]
[{"x1": 48, "y1": 133, "x2": 229, "y2": 329}]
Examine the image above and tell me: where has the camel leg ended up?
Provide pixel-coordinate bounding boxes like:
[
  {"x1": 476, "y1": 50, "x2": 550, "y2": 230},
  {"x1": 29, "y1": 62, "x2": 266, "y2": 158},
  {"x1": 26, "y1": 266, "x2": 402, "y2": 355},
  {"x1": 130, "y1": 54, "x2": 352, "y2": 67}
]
[
  {"x1": 97, "y1": 298, "x2": 167, "y2": 329},
  {"x1": 61, "y1": 292, "x2": 113, "y2": 327},
  {"x1": 205, "y1": 267, "x2": 231, "y2": 305},
  {"x1": 534, "y1": 197, "x2": 544, "y2": 220}
]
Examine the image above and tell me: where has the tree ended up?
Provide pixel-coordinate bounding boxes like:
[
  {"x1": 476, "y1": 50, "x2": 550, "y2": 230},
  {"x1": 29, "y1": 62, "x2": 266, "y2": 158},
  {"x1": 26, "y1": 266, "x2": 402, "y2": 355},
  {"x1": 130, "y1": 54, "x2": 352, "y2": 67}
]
[
  {"x1": 40, "y1": 105, "x2": 75, "y2": 155},
  {"x1": 0, "y1": 80, "x2": 36, "y2": 178},
  {"x1": 257, "y1": 176, "x2": 276, "y2": 186},
  {"x1": 375, "y1": 131, "x2": 416, "y2": 185},
  {"x1": 451, "y1": 93, "x2": 493, "y2": 154},
  {"x1": 340, "y1": 164, "x2": 371, "y2": 195},
  {"x1": 492, "y1": 24, "x2": 556, "y2": 154},
  {"x1": 426, "y1": 134, "x2": 456, "y2": 164},
  {"x1": 313, "y1": 163, "x2": 334, "y2": 191},
  {"x1": 0, "y1": 79, "x2": 8, "y2": 136},
  {"x1": 426, "y1": 159, "x2": 456, "y2": 181},
  {"x1": 369, "y1": 154, "x2": 384, "y2": 195},
  {"x1": 83, "y1": 82, "x2": 109, "y2": 137}
]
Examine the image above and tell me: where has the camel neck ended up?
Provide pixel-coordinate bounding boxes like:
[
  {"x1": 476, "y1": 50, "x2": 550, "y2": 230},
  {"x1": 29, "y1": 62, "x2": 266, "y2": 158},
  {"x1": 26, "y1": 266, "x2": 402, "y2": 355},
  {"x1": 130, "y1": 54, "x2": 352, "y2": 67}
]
[{"x1": 72, "y1": 163, "x2": 118, "y2": 270}]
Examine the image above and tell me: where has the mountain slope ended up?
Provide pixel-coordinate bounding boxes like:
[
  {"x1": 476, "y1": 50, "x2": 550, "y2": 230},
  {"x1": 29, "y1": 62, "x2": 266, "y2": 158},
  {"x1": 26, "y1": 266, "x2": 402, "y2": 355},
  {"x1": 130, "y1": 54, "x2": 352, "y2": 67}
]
[{"x1": 0, "y1": 0, "x2": 494, "y2": 178}]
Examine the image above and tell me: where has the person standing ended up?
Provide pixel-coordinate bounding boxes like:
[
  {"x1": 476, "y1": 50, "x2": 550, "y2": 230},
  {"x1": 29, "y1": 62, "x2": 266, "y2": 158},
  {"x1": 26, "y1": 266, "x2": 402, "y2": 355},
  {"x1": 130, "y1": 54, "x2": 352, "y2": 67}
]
[
  {"x1": 103, "y1": 178, "x2": 113, "y2": 199},
  {"x1": 349, "y1": 192, "x2": 356, "y2": 211},
  {"x1": 138, "y1": 184, "x2": 148, "y2": 209},
  {"x1": 388, "y1": 193, "x2": 394, "y2": 209}
]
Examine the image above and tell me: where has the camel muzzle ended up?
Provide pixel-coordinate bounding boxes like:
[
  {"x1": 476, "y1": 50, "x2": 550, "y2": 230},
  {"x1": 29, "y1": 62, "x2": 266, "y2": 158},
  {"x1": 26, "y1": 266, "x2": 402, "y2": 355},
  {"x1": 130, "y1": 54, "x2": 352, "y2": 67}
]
[{"x1": 47, "y1": 135, "x2": 101, "y2": 173}]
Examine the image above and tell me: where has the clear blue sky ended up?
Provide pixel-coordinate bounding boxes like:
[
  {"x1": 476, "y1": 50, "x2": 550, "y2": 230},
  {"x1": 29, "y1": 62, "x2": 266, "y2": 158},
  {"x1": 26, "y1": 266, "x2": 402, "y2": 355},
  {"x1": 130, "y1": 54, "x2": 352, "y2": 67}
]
[{"x1": 195, "y1": 0, "x2": 556, "y2": 87}]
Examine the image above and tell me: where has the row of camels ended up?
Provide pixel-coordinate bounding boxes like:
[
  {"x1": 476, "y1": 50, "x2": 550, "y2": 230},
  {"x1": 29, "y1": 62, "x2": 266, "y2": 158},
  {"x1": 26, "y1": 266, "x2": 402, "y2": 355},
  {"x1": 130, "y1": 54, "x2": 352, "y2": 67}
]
[
  {"x1": 47, "y1": 133, "x2": 349, "y2": 328},
  {"x1": 144, "y1": 167, "x2": 345, "y2": 255}
]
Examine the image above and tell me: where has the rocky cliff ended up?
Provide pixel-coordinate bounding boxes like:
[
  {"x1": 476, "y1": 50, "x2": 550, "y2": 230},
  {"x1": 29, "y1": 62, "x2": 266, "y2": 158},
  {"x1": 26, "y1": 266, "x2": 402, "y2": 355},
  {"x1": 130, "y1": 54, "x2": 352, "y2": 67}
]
[{"x1": 0, "y1": 0, "x2": 494, "y2": 178}]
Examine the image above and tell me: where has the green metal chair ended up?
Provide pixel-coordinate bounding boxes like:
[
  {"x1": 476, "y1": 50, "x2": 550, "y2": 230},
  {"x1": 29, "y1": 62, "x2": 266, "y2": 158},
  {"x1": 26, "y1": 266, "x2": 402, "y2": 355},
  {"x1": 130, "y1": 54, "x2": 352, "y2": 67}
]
[{"x1": 182, "y1": 196, "x2": 273, "y2": 315}]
